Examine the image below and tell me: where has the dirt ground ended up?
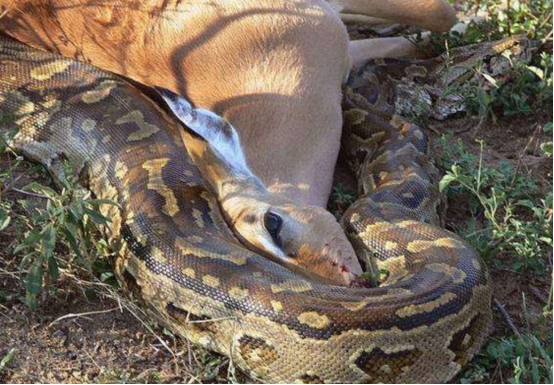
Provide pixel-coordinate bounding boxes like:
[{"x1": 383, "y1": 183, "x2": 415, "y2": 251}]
[{"x1": 0, "y1": 24, "x2": 552, "y2": 385}]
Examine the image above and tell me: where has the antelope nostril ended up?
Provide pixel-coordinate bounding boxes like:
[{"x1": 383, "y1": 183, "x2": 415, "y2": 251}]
[
  {"x1": 331, "y1": 261, "x2": 338, "y2": 267},
  {"x1": 340, "y1": 265, "x2": 349, "y2": 273}
]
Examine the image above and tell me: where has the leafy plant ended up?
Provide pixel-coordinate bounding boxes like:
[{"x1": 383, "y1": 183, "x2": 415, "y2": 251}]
[
  {"x1": 329, "y1": 182, "x2": 357, "y2": 215},
  {"x1": 438, "y1": 138, "x2": 552, "y2": 274},
  {"x1": 541, "y1": 122, "x2": 553, "y2": 157},
  {"x1": 9, "y1": 163, "x2": 117, "y2": 308}
]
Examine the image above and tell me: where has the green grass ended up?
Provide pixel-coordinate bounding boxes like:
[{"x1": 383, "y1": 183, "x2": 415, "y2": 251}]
[
  {"x1": 437, "y1": 137, "x2": 552, "y2": 275},
  {"x1": 1, "y1": 125, "x2": 116, "y2": 309},
  {"x1": 437, "y1": 133, "x2": 553, "y2": 382}
]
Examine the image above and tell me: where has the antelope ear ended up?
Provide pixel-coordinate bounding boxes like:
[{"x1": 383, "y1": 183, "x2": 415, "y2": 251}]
[{"x1": 155, "y1": 87, "x2": 263, "y2": 195}]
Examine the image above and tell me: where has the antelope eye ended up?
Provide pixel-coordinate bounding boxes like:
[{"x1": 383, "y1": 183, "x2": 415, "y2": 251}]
[
  {"x1": 264, "y1": 211, "x2": 282, "y2": 245},
  {"x1": 483, "y1": 55, "x2": 492, "y2": 64}
]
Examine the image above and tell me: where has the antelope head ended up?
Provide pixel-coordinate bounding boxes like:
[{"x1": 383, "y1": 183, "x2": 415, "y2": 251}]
[{"x1": 157, "y1": 88, "x2": 363, "y2": 286}]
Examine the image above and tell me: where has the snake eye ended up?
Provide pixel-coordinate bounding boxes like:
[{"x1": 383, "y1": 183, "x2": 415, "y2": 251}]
[
  {"x1": 264, "y1": 211, "x2": 282, "y2": 246},
  {"x1": 483, "y1": 55, "x2": 492, "y2": 64}
]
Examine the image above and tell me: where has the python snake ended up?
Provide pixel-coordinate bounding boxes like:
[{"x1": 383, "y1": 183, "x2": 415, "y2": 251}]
[{"x1": 0, "y1": 35, "x2": 530, "y2": 383}]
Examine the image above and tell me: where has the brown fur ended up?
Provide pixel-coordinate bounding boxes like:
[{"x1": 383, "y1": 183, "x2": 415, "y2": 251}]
[
  {"x1": 0, "y1": 0, "x2": 456, "y2": 284},
  {"x1": 0, "y1": 0, "x2": 350, "y2": 205},
  {"x1": 0, "y1": 0, "x2": 456, "y2": 205}
]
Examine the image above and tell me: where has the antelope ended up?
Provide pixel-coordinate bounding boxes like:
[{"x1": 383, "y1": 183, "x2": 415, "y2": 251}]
[{"x1": 0, "y1": 0, "x2": 456, "y2": 285}]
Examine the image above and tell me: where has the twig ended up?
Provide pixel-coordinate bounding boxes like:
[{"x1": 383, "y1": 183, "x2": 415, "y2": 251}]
[
  {"x1": 48, "y1": 307, "x2": 119, "y2": 328},
  {"x1": 494, "y1": 298, "x2": 523, "y2": 339},
  {"x1": 506, "y1": 0, "x2": 512, "y2": 36},
  {"x1": 529, "y1": 285, "x2": 549, "y2": 304},
  {"x1": 118, "y1": 298, "x2": 175, "y2": 357},
  {"x1": 510, "y1": 123, "x2": 541, "y2": 188},
  {"x1": 82, "y1": 348, "x2": 103, "y2": 372},
  {"x1": 11, "y1": 187, "x2": 49, "y2": 199},
  {"x1": 0, "y1": 348, "x2": 15, "y2": 374},
  {"x1": 0, "y1": 303, "x2": 14, "y2": 321}
]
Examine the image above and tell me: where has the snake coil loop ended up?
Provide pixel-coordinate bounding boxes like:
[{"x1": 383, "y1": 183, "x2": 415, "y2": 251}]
[{"x1": 0, "y1": 36, "x2": 496, "y2": 383}]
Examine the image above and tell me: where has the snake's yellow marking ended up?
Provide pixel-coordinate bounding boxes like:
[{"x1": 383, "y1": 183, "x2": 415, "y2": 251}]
[
  {"x1": 406, "y1": 238, "x2": 466, "y2": 253},
  {"x1": 350, "y1": 213, "x2": 361, "y2": 223},
  {"x1": 186, "y1": 235, "x2": 204, "y2": 244},
  {"x1": 361, "y1": 222, "x2": 396, "y2": 236},
  {"x1": 30, "y1": 60, "x2": 71, "y2": 80},
  {"x1": 427, "y1": 263, "x2": 467, "y2": 283},
  {"x1": 380, "y1": 364, "x2": 392, "y2": 374},
  {"x1": 202, "y1": 275, "x2": 220, "y2": 288},
  {"x1": 114, "y1": 161, "x2": 129, "y2": 180},
  {"x1": 343, "y1": 108, "x2": 368, "y2": 125},
  {"x1": 377, "y1": 255, "x2": 407, "y2": 282},
  {"x1": 341, "y1": 288, "x2": 413, "y2": 312},
  {"x1": 396, "y1": 219, "x2": 422, "y2": 228},
  {"x1": 81, "y1": 80, "x2": 118, "y2": 103},
  {"x1": 341, "y1": 298, "x2": 372, "y2": 312},
  {"x1": 151, "y1": 247, "x2": 168, "y2": 264},
  {"x1": 271, "y1": 280, "x2": 313, "y2": 294},
  {"x1": 396, "y1": 292, "x2": 457, "y2": 318},
  {"x1": 192, "y1": 208, "x2": 206, "y2": 228},
  {"x1": 270, "y1": 300, "x2": 283, "y2": 313},
  {"x1": 142, "y1": 158, "x2": 179, "y2": 216},
  {"x1": 297, "y1": 312, "x2": 331, "y2": 329},
  {"x1": 229, "y1": 287, "x2": 249, "y2": 301},
  {"x1": 406, "y1": 65, "x2": 427, "y2": 78},
  {"x1": 182, "y1": 267, "x2": 196, "y2": 279},
  {"x1": 175, "y1": 240, "x2": 248, "y2": 266},
  {"x1": 384, "y1": 241, "x2": 398, "y2": 251},
  {"x1": 40, "y1": 95, "x2": 61, "y2": 111},
  {"x1": 82, "y1": 118, "x2": 97, "y2": 132},
  {"x1": 16, "y1": 101, "x2": 35, "y2": 115},
  {"x1": 117, "y1": 110, "x2": 160, "y2": 141}
]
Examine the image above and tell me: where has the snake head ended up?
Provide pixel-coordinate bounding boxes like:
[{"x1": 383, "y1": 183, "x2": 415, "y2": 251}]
[{"x1": 157, "y1": 87, "x2": 363, "y2": 286}]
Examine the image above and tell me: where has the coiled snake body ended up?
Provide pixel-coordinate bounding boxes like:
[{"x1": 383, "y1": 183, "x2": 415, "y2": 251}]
[{"x1": 0, "y1": 35, "x2": 522, "y2": 383}]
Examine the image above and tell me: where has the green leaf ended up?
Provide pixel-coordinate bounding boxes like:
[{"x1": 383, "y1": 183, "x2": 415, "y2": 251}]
[
  {"x1": 14, "y1": 231, "x2": 41, "y2": 255},
  {"x1": 83, "y1": 207, "x2": 111, "y2": 225},
  {"x1": 41, "y1": 225, "x2": 57, "y2": 259},
  {"x1": 482, "y1": 72, "x2": 499, "y2": 88},
  {"x1": 100, "y1": 271, "x2": 115, "y2": 282},
  {"x1": 60, "y1": 226, "x2": 84, "y2": 260},
  {"x1": 439, "y1": 174, "x2": 457, "y2": 192},
  {"x1": 69, "y1": 200, "x2": 84, "y2": 221},
  {"x1": 23, "y1": 182, "x2": 58, "y2": 198},
  {"x1": 540, "y1": 142, "x2": 552, "y2": 157},
  {"x1": 526, "y1": 66, "x2": 544, "y2": 80},
  {"x1": 25, "y1": 291, "x2": 38, "y2": 310},
  {"x1": 0, "y1": 208, "x2": 11, "y2": 231},
  {"x1": 0, "y1": 348, "x2": 15, "y2": 373},
  {"x1": 26, "y1": 256, "x2": 44, "y2": 295},
  {"x1": 48, "y1": 255, "x2": 59, "y2": 281},
  {"x1": 87, "y1": 199, "x2": 120, "y2": 208}
]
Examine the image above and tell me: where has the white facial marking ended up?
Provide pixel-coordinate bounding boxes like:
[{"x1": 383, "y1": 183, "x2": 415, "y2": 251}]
[
  {"x1": 157, "y1": 87, "x2": 252, "y2": 178},
  {"x1": 259, "y1": 236, "x2": 286, "y2": 261}
]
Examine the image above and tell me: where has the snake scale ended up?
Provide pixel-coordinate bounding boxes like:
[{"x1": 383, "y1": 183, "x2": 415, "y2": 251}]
[{"x1": 2, "y1": 34, "x2": 529, "y2": 383}]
